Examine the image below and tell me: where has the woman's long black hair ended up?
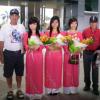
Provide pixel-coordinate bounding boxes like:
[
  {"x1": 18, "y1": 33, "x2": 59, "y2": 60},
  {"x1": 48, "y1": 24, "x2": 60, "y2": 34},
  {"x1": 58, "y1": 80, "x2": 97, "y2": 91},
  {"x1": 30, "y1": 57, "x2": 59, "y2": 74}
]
[
  {"x1": 28, "y1": 17, "x2": 40, "y2": 38},
  {"x1": 68, "y1": 17, "x2": 78, "y2": 30},
  {"x1": 49, "y1": 16, "x2": 60, "y2": 37}
]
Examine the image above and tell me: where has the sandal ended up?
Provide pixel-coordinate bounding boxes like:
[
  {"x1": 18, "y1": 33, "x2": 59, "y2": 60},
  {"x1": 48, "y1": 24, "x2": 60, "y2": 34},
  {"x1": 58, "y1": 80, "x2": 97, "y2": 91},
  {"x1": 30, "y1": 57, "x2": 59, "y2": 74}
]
[
  {"x1": 7, "y1": 91, "x2": 14, "y2": 100},
  {"x1": 16, "y1": 90, "x2": 24, "y2": 99}
]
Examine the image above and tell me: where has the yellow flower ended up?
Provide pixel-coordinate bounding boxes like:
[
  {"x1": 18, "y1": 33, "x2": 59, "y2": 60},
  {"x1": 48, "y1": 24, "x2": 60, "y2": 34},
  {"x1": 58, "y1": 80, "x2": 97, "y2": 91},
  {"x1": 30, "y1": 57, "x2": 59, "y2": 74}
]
[
  {"x1": 40, "y1": 35, "x2": 57, "y2": 45},
  {"x1": 40, "y1": 35, "x2": 49, "y2": 43},
  {"x1": 81, "y1": 37, "x2": 94, "y2": 45}
]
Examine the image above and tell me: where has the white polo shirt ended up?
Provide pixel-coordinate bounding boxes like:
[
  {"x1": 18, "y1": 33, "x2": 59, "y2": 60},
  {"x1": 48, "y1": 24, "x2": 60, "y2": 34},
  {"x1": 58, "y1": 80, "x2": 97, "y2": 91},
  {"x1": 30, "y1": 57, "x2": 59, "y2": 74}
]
[{"x1": 0, "y1": 23, "x2": 25, "y2": 51}]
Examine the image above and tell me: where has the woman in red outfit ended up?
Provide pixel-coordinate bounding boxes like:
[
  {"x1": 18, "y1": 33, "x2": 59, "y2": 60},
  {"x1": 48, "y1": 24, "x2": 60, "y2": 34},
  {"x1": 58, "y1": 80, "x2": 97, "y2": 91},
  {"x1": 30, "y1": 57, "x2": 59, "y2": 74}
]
[
  {"x1": 23, "y1": 17, "x2": 44, "y2": 99},
  {"x1": 63, "y1": 18, "x2": 82, "y2": 94},
  {"x1": 45, "y1": 16, "x2": 63, "y2": 95}
]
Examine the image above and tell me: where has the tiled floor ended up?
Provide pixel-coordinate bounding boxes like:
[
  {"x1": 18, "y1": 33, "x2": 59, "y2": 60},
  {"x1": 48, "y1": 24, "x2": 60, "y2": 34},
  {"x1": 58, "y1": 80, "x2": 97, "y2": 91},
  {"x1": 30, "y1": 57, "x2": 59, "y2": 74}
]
[{"x1": 0, "y1": 58, "x2": 100, "y2": 100}]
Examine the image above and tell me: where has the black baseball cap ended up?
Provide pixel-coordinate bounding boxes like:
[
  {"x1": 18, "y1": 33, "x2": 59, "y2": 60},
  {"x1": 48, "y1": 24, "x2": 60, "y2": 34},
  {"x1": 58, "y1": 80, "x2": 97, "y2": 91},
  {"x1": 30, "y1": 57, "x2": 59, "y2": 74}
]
[
  {"x1": 10, "y1": 9, "x2": 19, "y2": 16},
  {"x1": 89, "y1": 16, "x2": 98, "y2": 23}
]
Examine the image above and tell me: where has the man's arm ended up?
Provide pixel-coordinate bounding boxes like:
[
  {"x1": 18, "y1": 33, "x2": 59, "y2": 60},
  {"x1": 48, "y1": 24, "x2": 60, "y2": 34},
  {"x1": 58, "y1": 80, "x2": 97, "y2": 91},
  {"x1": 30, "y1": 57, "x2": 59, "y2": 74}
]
[
  {"x1": 0, "y1": 25, "x2": 5, "y2": 64},
  {"x1": 0, "y1": 41, "x2": 4, "y2": 64}
]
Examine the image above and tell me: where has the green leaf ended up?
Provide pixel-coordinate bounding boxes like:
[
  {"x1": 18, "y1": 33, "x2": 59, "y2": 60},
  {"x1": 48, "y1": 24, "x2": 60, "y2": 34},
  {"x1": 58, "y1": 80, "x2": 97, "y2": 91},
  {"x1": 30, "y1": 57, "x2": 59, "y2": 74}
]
[{"x1": 28, "y1": 38, "x2": 35, "y2": 46}]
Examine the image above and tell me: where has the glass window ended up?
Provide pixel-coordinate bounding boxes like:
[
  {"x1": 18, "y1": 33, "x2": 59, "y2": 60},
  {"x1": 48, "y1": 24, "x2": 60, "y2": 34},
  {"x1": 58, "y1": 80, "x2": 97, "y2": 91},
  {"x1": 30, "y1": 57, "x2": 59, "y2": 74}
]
[{"x1": 85, "y1": 0, "x2": 98, "y2": 11}]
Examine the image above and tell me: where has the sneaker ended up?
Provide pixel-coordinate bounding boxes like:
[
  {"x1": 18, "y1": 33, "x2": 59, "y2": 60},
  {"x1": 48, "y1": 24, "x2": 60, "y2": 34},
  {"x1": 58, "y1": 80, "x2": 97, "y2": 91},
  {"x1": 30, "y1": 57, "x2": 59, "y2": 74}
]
[
  {"x1": 93, "y1": 89, "x2": 99, "y2": 96},
  {"x1": 52, "y1": 93, "x2": 59, "y2": 96},
  {"x1": 6, "y1": 91, "x2": 14, "y2": 100},
  {"x1": 83, "y1": 86, "x2": 90, "y2": 91},
  {"x1": 48, "y1": 92, "x2": 59, "y2": 96},
  {"x1": 16, "y1": 90, "x2": 24, "y2": 99},
  {"x1": 47, "y1": 92, "x2": 52, "y2": 96}
]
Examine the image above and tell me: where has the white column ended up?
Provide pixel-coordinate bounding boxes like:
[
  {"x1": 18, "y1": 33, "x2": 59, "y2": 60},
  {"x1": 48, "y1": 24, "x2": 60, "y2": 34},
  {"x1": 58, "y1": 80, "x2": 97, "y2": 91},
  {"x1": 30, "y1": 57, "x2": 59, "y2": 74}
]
[
  {"x1": 25, "y1": 5, "x2": 28, "y2": 29},
  {"x1": 78, "y1": 0, "x2": 85, "y2": 31},
  {"x1": 60, "y1": 6, "x2": 64, "y2": 30}
]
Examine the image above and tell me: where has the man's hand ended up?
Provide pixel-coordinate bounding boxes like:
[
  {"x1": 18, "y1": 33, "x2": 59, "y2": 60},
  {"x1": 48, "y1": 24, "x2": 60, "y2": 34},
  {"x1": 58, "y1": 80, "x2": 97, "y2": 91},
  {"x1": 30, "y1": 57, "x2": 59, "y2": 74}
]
[{"x1": 94, "y1": 50, "x2": 100, "y2": 54}]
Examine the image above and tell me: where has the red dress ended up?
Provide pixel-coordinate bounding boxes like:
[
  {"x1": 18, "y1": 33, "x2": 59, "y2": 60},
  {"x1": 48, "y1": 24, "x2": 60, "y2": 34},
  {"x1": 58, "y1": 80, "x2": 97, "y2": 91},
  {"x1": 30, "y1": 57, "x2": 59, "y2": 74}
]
[
  {"x1": 23, "y1": 33, "x2": 44, "y2": 96},
  {"x1": 63, "y1": 31, "x2": 82, "y2": 94},
  {"x1": 45, "y1": 32, "x2": 63, "y2": 94}
]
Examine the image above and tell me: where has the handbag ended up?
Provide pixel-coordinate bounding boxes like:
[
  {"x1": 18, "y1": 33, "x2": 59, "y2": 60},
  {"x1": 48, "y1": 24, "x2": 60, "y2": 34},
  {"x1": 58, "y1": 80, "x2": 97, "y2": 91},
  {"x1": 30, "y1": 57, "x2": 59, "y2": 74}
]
[{"x1": 69, "y1": 54, "x2": 79, "y2": 64}]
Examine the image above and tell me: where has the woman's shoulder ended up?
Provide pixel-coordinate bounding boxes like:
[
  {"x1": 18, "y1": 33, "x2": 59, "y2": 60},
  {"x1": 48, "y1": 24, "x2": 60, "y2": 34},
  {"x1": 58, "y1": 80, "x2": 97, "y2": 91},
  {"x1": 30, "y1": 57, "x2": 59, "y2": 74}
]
[
  {"x1": 23, "y1": 32, "x2": 28, "y2": 37},
  {"x1": 66, "y1": 30, "x2": 71, "y2": 35},
  {"x1": 77, "y1": 31, "x2": 82, "y2": 34},
  {"x1": 39, "y1": 31, "x2": 44, "y2": 36},
  {"x1": 60, "y1": 31, "x2": 66, "y2": 36},
  {"x1": 23, "y1": 32, "x2": 28, "y2": 40},
  {"x1": 44, "y1": 30, "x2": 50, "y2": 36}
]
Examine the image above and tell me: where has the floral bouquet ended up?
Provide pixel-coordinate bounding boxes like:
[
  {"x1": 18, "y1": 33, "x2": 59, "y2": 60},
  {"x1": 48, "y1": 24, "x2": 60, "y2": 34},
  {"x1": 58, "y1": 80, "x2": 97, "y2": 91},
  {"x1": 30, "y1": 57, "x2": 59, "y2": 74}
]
[
  {"x1": 61, "y1": 35, "x2": 80, "y2": 64},
  {"x1": 68, "y1": 36, "x2": 94, "y2": 64},
  {"x1": 60, "y1": 35, "x2": 80, "y2": 53},
  {"x1": 28, "y1": 37, "x2": 35, "y2": 46},
  {"x1": 72, "y1": 36, "x2": 94, "y2": 51},
  {"x1": 28, "y1": 36, "x2": 43, "y2": 47},
  {"x1": 55, "y1": 34, "x2": 70, "y2": 45},
  {"x1": 40, "y1": 35, "x2": 62, "y2": 50},
  {"x1": 61, "y1": 35, "x2": 94, "y2": 53},
  {"x1": 81, "y1": 37, "x2": 94, "y2": 45},
  {"x1": 61, "y1": 35, "x2": 72, "y2": 43},
  {"x1": 40, "y1": 35, "x2": 57, "y2": 45},
  {"x1": 61, "y1": 35, "x2": 94, "y2": 64}
]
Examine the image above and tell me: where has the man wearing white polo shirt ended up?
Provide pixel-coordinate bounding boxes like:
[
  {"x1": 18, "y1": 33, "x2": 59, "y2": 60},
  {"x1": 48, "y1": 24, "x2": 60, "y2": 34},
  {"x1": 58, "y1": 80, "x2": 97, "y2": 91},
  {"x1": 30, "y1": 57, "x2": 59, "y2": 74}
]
[{"x1": 0, "y1": 9, "x2": 25, "y2": 100}]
